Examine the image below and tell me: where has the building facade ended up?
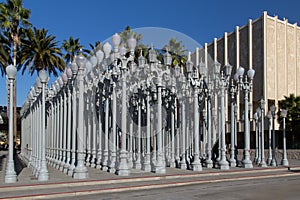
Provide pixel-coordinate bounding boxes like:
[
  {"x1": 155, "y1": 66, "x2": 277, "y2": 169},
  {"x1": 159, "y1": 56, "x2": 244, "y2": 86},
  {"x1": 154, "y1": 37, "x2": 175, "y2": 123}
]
[{"x1": 192, "y1": 11, "x2": 300, "y2": 130}]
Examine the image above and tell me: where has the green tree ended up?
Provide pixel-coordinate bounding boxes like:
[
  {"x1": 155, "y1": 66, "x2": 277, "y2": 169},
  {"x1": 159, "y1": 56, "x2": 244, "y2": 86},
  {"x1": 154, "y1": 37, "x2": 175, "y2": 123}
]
[
  {"x1": 0, "y1": 0, "x2": 31, "y2": 67},
  {"x1": 61, "y1": 36, "x2": 85, "y2": 63},
  {"x1": 163, "y1": 38, "x2": 187, "y2": 68},
  {"x1": 119, "y1": 26, "x2": 142, "y2": 47},
  {"x1": 88, "y1": 41, "x2": 101, "y2": 56},
  {"x1": 19, "y1": 27, "x2": 65, "y2": 76},
  {"x1": 0, "y1": 33, "x2": 12, "y2": 75},
  {"x1": 278, "y1": 94, "x2": 300, "y2": 132},
  {"x1": 0, "y1": 0, "x2": 31, "y2": 142}
]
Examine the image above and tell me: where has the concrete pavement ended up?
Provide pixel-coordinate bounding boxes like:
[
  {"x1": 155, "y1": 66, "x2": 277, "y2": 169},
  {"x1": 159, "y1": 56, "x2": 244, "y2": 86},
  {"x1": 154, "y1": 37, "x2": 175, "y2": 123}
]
[{"x1": 1, "y1": 151, "x2": 300, "y2": 199}]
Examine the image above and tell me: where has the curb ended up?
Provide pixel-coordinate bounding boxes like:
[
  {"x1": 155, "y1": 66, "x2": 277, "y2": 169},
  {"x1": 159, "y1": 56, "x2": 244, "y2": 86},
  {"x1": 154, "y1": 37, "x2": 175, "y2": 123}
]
[
  {"x1": 1, "y1": 166, "x2": 298, "y2": 192},
  {"x1": 2, "y1": 170, "x2": 300, "y2": 199}
]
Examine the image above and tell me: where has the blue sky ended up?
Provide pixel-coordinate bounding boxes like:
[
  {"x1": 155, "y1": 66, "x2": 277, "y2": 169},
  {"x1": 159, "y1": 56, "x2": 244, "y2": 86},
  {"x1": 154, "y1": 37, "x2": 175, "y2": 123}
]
[{"x1": 1, "y1": 0, "x2": 300, "y2": 106}]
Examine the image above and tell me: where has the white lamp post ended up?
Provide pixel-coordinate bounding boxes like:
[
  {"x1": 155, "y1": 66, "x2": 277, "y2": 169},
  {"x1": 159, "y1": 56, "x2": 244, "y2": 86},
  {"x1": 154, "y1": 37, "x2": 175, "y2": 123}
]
[
  {"x1": 38, "y1": 69, "x2": 49, "y2": 181},
  {"x1": 73, "y1": 51, "x2": 89, "y2": 179},
  {"x1": 270, "y1": 105, "x2": 277, "y2": 166},
  {"x1": 214, "y1": 62, "x2": 232, "y2": 170},
  {"x1": 267, "y1": 111, "x2": 272, "y2": 165},
  {"x1": 237, "y1": 66, "x2": 255, "y2": 168},
  {"x1": 118, "y1": 35, "x2": 136, "y2": 176},
  {"x1": 280, "y1": 109, "x2": 289, "y2": 166},
  {"x1": 5, "y1": 64, "x2": 17, "y2": 183},
  {"x1": 259, "y1": 99, "x2": 267, "y2": 167},
  {"x1": 229, "y1": 79, "x2": 237, "y2": 167}
]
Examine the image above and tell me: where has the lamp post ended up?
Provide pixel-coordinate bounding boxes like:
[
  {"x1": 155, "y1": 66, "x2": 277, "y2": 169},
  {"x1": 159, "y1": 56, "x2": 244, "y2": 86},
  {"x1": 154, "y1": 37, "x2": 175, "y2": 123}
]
[
  {"x1": 281, "y1": 109, "x2": 289, "y2": 166},
  {"x1": 118, "y1": 35, "x2": 136, "y2": 176},
  {"x1": 73, "y1": 51, "x2": 89, "y2": 179},
  {"x1": 270, "y1": 105, "x2": 277, "y2": 167},
  {"x1": 258, "y1": 99, "x2": 267, "y2": 167},
  {"x1": 229, "y1": 79, "x2": 237, "y2": 167},
  {"x1": 236, "y1": 66, "x2": 255, "y2": 168},
  {"x1": 253, "y1": 112, "x2": 259, "y2": 164},
  {"x1": 214, "y1": 62, "x2": 232, "y2": 170},
  {"x1": 267, "y1": 111, "x2": 272, "y2": 165},
  {"x1": 5, "y1": 64, "x2": 17, "y2": 183},
  {"x1": 38, "y1": 69, "x2": 49, "y2": 181}
]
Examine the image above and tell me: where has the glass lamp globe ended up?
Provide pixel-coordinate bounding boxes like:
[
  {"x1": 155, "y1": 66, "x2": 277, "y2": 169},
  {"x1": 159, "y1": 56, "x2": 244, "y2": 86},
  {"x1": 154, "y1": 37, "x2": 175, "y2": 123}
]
[
  {"x1": 247, "y1": 68, "x2": 255, "y2": 80},
  {"x1": 237, "y1": 66, "x2": 245, "y2": 77},
  {"x1": 6, "y1": 64, "x2": 17, "y2": 80},
  {"x1": 112, "y1": 33, "x2": 121, "y2": 48},
  {"x1": 76, "y1": 51, "x2": 86, "y2": 69},
  {"x1": 96, "y1": 50, "x2": 104, "y2": 64},
  {"x1": 66, "y1": 67, "x2": 73, "y2": 79},
  {"x1": 103, "y1": 42, "x2": 112, "y2": 58},
  {"x1": 214, "y1": 61, "x2": 221, "y2": 75},
  {"x1": 127, "y1": 36, "x2": 137, "y2": 52},
  {"x1": 71, "y1": 59, "x2": 78, "y2": 75},
  {"x1": 38, "y1": 69, "x2": 49, "y2": 83},
  {"x1": 61, "y1": 73, "x2": 68, "y2": 84}
]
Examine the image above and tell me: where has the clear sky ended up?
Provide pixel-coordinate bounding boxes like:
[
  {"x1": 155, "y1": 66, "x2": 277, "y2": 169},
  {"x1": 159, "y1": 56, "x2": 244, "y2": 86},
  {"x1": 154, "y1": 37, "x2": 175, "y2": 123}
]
[{"x1": 1, "y1": 0, "x2": 300, "y2": 106}]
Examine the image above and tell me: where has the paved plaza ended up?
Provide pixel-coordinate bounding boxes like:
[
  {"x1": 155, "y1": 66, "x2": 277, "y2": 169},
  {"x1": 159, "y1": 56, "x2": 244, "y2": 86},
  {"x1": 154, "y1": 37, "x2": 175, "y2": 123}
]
[{"x1": 1, "y1": 151, "x2": 300, "y2": 199}]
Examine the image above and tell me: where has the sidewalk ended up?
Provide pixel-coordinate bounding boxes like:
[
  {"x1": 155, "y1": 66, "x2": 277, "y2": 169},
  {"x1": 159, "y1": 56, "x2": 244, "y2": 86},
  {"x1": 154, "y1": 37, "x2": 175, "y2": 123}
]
[{"x1": 1, "y1": 151, "x2": 300, "y2": 199}]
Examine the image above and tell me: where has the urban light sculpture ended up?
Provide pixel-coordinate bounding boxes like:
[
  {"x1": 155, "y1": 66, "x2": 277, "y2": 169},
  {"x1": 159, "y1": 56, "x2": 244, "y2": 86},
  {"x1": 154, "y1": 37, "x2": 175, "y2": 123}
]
[
  {"x1": 118, "y1": 35, "x2": 137, "y2": 176},
  {"x1": 267, "y1": 111, "x2": 272, "y2": 165},
  {"x1": 73, "y1": 51, "x2": 89, "y2": 179},
  {"x1": 270, "y1": 105, "x2": 277, "y2": 167},
  {"x1": 38, "y1": 69, "x2": 49, "y2": 181},
  {"x1": 5, "y1": 64, "x2": 17, "y2": 183},
  {"x1": 215, "y1": 62, "x2": 232, "y2": 170},
  {"x1": 280, "y1": 109, "x2": 289, "y2": 166},
  {"x1": 229, "y1": 79, "x2": 237, "y2": 167},
  {"x1": 236, "y1": 66, "x2": 255, "y2": 168},
  {"x1": 259, "y1": 99, "x2": 267, "y2": 167}
]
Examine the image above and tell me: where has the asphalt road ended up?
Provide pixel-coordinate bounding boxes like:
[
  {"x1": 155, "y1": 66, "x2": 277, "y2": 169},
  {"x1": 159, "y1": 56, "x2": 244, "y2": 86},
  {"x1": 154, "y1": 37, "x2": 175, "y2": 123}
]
[{"x1": 60, "y1": 175, "x2": 300, "y2": 200}]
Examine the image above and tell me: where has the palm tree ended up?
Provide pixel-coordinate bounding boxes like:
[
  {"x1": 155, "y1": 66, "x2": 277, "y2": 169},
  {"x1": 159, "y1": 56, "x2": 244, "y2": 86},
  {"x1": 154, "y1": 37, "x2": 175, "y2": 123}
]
[
  {"x1": 19, "y1": 27, "x2": 66, "y2": 76},
  {"x1": 0, "y1": 0, "x2": 31, "y2": 67},
  {"x1": 0, "y1": 0, "x2": 31, "y2": 142},
  {"x1": 88, "y1": 41, "x2": 101, "y2": 56},
  {"x1": 0, "y1": 33, "x2": 12, "y2": 76},
  {"x1": 61, "y1": 36, "x2": 85, "y2": 63}
]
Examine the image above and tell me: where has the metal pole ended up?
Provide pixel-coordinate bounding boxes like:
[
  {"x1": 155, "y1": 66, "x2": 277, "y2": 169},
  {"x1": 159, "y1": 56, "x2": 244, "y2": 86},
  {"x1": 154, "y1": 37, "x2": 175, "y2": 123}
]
[
  {"x1": 5, "y1": 78, "x2": 17, "y2": 183},
  {"x1": 281, "y1": 116, "x2": 289, "y2": 166},
  {"x1": 73, "y1": 65, "x2": 88, "y2": 179}
]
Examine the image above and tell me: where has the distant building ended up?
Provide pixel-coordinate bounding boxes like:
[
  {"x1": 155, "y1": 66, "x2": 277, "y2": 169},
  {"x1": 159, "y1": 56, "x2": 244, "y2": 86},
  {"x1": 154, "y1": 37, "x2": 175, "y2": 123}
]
[{"x1": 192, "y1": 11, "x2": 300, "y2": 130}]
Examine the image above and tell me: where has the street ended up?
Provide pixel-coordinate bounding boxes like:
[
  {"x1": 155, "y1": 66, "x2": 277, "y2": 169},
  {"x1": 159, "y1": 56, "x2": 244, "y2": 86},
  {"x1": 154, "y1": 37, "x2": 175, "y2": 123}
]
[{"x1": 63, "y1": 174, "x2": 300, "y2": 200}]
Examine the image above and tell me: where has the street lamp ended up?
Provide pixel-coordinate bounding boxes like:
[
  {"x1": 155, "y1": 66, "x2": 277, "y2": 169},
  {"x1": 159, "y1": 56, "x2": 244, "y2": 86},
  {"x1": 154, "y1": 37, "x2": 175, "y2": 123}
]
[
  {"x1": 280, "y1": 109, "x2": 289, "y2": 166},
  {"x1": 73, "y1": 51, "x2": 89, "y2": 179},
  {"x1": 215, "y1": 62, "x2": 232, "y2": 170},
  {"x1": 270, "y1": 105, "x2": 277, "y2": 166},
  {"x1": 259, "y1": 99, "x2": 267, "y2": 167},
  {"x1": 267, "y1": 111, "x2": 272, "y2": 165},
  {"x1": 38, "y1": 69, "x2": 49, "y2": 181},
  {"x1": 229, "y1": 79, "x2": 237, "y2": 167},
  {"x1": 118, "y1": 35, "x2": 137, "y2": 176},
  {"x1": 5, "y1": 64, "x2": 17, "y2": 183},
  {"x1": 236, "y1": 66, "x2": 255, "y2": 168}
]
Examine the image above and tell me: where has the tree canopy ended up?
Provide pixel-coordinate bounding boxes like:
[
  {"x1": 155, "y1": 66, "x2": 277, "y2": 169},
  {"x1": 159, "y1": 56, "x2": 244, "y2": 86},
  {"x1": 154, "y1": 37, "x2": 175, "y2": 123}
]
[{"x1": 278, "y1": 94, "x2": 300, "y2": 132}]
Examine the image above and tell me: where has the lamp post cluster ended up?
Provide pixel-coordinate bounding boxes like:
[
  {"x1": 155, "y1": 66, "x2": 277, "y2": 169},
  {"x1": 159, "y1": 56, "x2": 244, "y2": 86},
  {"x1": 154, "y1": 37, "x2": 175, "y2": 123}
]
[
  {"x1": 19, "y1": 69, "x2": 49, "y2": 181},
  {"x1": 18, "y1": 32, "x2": 290, "y2": 181}
]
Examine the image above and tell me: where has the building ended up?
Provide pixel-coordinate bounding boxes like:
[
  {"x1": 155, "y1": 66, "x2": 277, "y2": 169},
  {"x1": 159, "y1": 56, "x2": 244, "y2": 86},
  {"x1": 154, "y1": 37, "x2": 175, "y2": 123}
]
[{"x1": 192, "y1": 11, "x2": 300, "y2": 130}]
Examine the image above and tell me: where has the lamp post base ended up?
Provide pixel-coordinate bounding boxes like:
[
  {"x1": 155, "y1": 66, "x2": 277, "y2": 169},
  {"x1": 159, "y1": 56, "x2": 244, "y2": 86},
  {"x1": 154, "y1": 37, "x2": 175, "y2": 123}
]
[
  {"x1": 73, "y1": 166, "x2": 88, "y2": 179},
  {"x1": 229, "y1": 158, "x2": 236, "y2": 167},
  {"x1": 259, "y1": 160, "x2": 267, "y2": 167},
  {"x1": 219, "y1": 159, "x2": 230, "y2": 170},
  {"x1": 242, "y1": 159, "x2": 253, "y2": 168},
  {"x1": 271, "y1": 158, "x2": 277, "y2": 167},
  {"x1": 206, "y1": 159, "x2": 213, "y2": 168},
  {"x1": 5, "y1": 160, "x2": 17, "y2": 183},
  {"x1": 192, "y1": 162, "x2": 202, "y2": 171},
  {"x1": 118, "y1": 151, "x2": 130, "y2": 176},
  {"x1": 281, "y1": 159, "x2": 289, "y2": 167}
]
